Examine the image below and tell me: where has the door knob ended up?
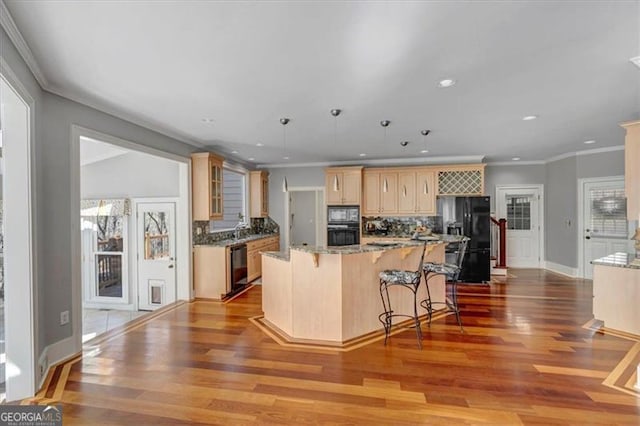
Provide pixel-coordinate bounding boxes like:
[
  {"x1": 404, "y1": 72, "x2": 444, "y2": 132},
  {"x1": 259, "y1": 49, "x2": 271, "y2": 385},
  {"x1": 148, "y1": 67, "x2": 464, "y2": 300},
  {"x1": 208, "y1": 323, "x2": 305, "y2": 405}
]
[
  {"x1": 585, "y1": 236, "x2": 591, "y2": 240},
  {"x1": 168, "y1": 264, "x2": 174, "y2": 268}
]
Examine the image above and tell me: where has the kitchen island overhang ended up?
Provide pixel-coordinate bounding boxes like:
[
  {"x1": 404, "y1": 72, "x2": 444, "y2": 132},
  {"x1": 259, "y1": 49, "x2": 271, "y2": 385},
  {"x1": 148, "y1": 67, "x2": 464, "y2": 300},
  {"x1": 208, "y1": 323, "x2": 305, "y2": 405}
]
[{"x1": 260, "y1": 240, "x2": 446, "y2": 346}]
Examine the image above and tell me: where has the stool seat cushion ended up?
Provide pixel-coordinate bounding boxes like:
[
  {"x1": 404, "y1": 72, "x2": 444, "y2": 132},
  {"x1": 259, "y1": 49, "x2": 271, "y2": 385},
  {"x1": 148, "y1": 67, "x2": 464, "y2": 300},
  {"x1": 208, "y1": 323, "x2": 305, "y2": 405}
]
[
  {"x1": 423, "y1": 262, "x2": 460, "y2": 277},
  {"x1": 379, "y1": 270, "x2": 421, "y2": 284}
]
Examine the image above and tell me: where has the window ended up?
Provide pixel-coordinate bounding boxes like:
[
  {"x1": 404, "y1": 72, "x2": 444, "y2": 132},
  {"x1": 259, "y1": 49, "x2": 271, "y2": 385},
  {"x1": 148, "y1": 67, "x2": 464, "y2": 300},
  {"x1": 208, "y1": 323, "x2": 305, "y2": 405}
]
[
  {"x1": 506, "y1": 196, "x2": 531, "y2": 230},
  {"x1": 589, "y1": 188, "x2": 627, "y2": 238},
  {"x1": 210, "y1": 167, "x2": 248, "y2": 231}
]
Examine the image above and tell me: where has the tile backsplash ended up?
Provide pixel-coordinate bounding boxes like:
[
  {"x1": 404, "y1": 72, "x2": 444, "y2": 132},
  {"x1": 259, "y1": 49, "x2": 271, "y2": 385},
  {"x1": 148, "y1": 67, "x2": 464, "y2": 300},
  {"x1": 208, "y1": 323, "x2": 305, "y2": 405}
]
[
  {"x1": 192, "y1": 217, "x2": 279, "y2": 245},
  {"x1": 362, "y1": 216, "x2": 443, "y2": 237}
]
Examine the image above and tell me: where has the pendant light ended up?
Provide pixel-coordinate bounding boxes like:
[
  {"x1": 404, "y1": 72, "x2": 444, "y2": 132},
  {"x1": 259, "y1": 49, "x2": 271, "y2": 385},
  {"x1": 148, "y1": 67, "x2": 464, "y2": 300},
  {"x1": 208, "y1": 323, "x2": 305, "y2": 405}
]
[
  {"x1": 380, "y1": 120, "x2": 391, "y2": 193},
  {"x1": 331, "y1": 109, "x2": 342, "y2": 192},
  {"x1": 280, "y1": 117, "x2": 290, "y2": 192},
  {"x1": 420, "y1": 130, "x2": 431, "y2": 194},
  {"x1": 420, "y1": 129, "x2": 430, "y2": 154}
]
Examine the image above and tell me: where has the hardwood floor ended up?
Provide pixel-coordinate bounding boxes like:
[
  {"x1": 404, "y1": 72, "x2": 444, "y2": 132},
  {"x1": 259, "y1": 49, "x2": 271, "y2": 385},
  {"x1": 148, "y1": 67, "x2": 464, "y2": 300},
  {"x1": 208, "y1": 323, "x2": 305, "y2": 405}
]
[{"x1": 30, "y1": 269, "x2": 640, "y2": 424}]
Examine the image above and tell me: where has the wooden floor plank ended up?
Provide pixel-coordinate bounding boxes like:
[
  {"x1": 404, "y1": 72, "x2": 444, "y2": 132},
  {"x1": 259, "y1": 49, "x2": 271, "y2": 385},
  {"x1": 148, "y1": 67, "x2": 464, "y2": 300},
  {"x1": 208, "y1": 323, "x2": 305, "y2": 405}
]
[{"x1": 28, "y1": 269, "x2": 640, "y2": 424}]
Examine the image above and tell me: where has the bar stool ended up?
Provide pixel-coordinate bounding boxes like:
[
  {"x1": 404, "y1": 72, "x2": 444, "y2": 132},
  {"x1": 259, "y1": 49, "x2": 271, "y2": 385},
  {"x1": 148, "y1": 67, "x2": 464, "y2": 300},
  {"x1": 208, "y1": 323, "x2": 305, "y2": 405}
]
[
  {"x1": 420, "y1": 237, "x2": 469, "y2": 332},
  {"x1": 378, "y1": 241, "x2": 428, "y2": 348}
]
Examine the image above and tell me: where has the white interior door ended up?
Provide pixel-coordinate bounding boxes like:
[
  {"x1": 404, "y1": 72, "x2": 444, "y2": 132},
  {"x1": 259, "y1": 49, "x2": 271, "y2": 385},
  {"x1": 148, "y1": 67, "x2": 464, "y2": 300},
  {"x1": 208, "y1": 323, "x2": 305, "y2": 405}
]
[
  {"x1": 137, "y1": 202, "x2": 176, "y2": 310},
  {"x1": 582, "y1": 178, "x2": 630, "y2": 279},
  {"x1": 496, "y1": 187, "x2": 541, "y2": 268}
]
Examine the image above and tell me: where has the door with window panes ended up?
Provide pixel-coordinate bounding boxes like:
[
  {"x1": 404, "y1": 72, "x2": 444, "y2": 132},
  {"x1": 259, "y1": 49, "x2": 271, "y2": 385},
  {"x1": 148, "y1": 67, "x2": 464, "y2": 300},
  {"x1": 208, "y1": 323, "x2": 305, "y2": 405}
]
[
  {"x1": 582, "y1": 178, "x2": 630, "y2": 279},
  {"x1": 137, "y1": 202, "x2": 176, "y2": 310},
  {"x1": 497, "y1": 187, "x2": 541, "y2": 268},
  {"x1": 81, "y1": 199, "x2": 129, "y2": 307}
]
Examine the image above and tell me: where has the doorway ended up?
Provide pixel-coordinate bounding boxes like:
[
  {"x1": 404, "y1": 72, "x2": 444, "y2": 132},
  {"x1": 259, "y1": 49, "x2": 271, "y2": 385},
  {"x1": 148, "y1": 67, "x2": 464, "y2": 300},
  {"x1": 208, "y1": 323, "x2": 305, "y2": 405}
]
[
  {"x1": 284, "y1": 187, "x2": 325, "y2": 249},
  {"x1": 72, "y1": 126, "x2": 192, "y2": 350},
  {"x1": 578, "y1": 176, "x2": 631, "y2": 279},
  {"x1": 496, "y1": 185, "x2": 544, "y2": 268},
  {"x1": 0, "y1": 68, "x2": 36, "y2": 401}
]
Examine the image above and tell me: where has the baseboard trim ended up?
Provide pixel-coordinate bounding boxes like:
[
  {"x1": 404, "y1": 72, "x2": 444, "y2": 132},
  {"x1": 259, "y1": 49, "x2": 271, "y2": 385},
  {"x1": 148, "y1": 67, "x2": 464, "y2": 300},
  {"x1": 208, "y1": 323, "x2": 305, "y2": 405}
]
[
  {"x1": 544, "y1": 261, "x2": 578, "y2": 278},
  {"x1": 36, "y1": 335, "x2": 79, "y2": 393}
]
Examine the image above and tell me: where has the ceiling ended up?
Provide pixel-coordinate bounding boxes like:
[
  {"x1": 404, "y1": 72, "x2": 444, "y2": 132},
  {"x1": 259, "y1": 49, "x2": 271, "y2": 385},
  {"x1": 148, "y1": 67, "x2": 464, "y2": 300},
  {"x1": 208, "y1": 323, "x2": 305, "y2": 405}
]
[{"x1": 4, "y1": 1, "x2": 640, "y2": 166}]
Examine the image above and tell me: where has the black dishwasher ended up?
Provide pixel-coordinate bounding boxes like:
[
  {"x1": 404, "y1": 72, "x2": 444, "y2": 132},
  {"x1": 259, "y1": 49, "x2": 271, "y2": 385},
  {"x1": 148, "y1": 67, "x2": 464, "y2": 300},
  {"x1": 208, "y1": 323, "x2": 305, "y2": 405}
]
[{"x1": 229, "y1": 244, "x2": 248, "y2": 295}]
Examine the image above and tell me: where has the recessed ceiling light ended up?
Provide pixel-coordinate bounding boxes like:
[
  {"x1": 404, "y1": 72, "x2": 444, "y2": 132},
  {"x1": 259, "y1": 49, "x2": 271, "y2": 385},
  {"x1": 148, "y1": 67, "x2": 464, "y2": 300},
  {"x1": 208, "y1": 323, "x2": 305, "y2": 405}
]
[
  {"x1": 256, "y1": 143, "x2": 264, "y2": 147},
  {"x1": 359, "y1": 153, "x2": 366, "y2": 157},
  {"x1": 231, "y1": 150, "x2": 238, "y2": 154},
  {"x1": 583, "y1": 140, "x2": 596, "y2": 144},
  {"x1": 421, "y1": 150, "x2": 429, "y2": 154},
  {"x1": 248, "y1": 157, "x2": 255, "y2": 161},
  {"x1": 630, "y1": 56, "x2": 640, "y2": 69},
  {"x1": 283, "y1": 156, "x2": 289, "y2": 160},
  {"x1": 522, "y1": 115, "x2": 538, "y2": 121},
  {"x1": 438, "y1": 78, "x2": 456, "y2": 88},
  {"x1": 201, "y1": 118, "x2": 214, "y2": 123},
  {"x1": 512, "y1": 157, "x2": 521, "y2": 161}
]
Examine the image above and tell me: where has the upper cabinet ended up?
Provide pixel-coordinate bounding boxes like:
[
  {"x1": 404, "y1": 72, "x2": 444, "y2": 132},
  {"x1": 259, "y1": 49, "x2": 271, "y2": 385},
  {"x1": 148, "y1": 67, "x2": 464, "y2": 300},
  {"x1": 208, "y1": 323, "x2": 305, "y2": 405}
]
[
  {"x1": 192, "y1": 152, "x2": 224, "y2": 221},
  {"x1": 365, "y1": 168, "x2": 436, "y2": 216},
  {"x1": 622, "y1": 120, "x2": 640, "y2": 220},
  {"x1": 250, "y1": 171, "x2": 269, "y2": 218},
  {"x1": 436, "y1": 164, "x2": 485, "y2": 196},
  {"x1": 362, "y1": 170, "x2": 398, "y2": 215},
  {"x1": 325, "y1": 166, "x2": 362, "y2": 205}
]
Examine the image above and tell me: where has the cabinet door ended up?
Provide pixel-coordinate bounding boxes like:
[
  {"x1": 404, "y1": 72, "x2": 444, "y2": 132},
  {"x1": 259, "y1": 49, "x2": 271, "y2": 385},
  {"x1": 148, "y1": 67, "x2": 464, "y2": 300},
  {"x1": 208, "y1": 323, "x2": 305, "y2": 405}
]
[
  {"x1": 398, "y1": 172, "x2": 416, "y2": 214},
  {"x1": 261, "y1": 175, "x2": 269, "y2": 216},
  {"x1": 363, "y1": 172, "x2": 380, "y2": 215},
  {"x1": 326, "y1": 172, "x2": 343, "y2": 205},
  {"x1": 209, "y1": 159, "x2": 223, "y2": 219},
  {"x1": 416, "y1": 170, "x2": 436, "y2": 215},
  {"x1": 380, "y1": 172, "x2": 398, "y2": 214},
  {"x1": 342, "y1": 172, "x2": 361, "y2": 205},
  {"x1": 247, "y1": 249, "x2": 257, "y2": 282}
]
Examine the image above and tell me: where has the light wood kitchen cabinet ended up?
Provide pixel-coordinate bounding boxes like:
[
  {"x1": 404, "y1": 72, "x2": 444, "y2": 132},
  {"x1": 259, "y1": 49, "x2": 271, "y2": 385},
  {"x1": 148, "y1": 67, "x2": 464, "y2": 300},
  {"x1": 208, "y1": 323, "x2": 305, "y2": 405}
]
[
  {"x1": 191, "y1": 152, "x2": 224, "y2": 221},
  {"x1": 398, "y1": 171, "x2": 417, "y2": 214},
  {"x1": 249, "y1": 170, "x2": 269, "y2": 218},
  {"x1": 247, "y1": 235, "x2": 280, "y2": 283},
  {"x1": 363, "y1": 170, "x2": 398, "y2": 215},
  {"x1": 325, "y1": 166, "x2": 362, "y2": 205},
  {"x1": 436, "y1": 164, "x2": 485, "y2": 196},
  {"x1": 193, "y1": 245, "x2": 228, "y2": 299},
  {"x1": 416, "y1": 169, "x2": 436, "y2": 214},
  {"x1": 622, "y1": 120, "x2": 640, "y2": 220},
  {"x1": 365, "y1": 168, "x2": 438, "y2": 216}
]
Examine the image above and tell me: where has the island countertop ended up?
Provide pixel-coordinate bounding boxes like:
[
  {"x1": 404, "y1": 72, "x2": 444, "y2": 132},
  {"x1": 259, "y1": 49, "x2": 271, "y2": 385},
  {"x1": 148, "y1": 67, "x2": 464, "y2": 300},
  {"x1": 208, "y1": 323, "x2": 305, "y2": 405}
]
[{"x1": 592, "y1": 252, "x2": 640, "y2": 269}]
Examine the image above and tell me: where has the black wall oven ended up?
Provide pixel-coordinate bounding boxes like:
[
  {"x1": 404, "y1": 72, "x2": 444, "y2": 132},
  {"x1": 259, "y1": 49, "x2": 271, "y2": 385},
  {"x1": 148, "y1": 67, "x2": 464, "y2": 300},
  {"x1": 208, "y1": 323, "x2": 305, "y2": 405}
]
[{"x1": 327, "y1": 206, "x2": 360, "y2": 246}]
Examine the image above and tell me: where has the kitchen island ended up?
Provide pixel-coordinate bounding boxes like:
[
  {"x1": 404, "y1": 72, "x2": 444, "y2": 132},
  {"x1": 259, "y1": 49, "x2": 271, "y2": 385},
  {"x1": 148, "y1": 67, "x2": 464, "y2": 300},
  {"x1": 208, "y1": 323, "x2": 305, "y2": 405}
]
[
  {"x1": 261, "y1": 239, "x2": 446, "y2": 345},
  {"x1": 592, "y1": 252, "x2": 640, "y2": 336}
]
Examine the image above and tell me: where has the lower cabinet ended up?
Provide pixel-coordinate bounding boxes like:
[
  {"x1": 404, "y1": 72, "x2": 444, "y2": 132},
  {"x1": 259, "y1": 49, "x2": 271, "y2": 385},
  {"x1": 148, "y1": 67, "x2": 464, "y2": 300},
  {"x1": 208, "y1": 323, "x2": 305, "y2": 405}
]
[
  {"x1": 193, "y1": 245, "x2": 229, "y2": 300},
  {"x1": 247, "y1": 236, "x2": 280, "y2": 283}
]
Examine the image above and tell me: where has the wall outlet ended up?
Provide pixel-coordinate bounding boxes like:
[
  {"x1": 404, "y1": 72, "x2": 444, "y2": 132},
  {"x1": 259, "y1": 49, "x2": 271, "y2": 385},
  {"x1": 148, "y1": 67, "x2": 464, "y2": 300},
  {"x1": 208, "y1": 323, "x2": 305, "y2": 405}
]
[{"x1": 60, "y1": 310, "x2": 70, "y2": 325}]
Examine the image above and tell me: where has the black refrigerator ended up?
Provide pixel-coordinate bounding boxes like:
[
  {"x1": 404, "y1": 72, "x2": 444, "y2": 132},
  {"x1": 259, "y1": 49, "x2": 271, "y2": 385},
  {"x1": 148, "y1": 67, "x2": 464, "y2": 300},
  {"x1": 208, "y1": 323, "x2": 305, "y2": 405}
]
[{"x1": 453, "y1": 196, "x2": 491, "y2": 283}]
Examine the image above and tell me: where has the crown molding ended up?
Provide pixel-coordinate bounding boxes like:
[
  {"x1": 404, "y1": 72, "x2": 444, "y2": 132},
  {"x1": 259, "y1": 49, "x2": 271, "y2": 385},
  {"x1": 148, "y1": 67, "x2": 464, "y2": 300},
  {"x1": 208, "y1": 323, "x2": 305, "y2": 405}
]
[
  {"x1": 486, "y1": 160, "x2": 545, "y2": 166},
  {"x1": 0, "y1": 0, "x2": 48, "y2": 88},
  {"x1": 258, "y1": 155, "x2": 485, "y2": 169},
  {"x1": 545, "y1": 145, "x2": 624, "y2": 163}
]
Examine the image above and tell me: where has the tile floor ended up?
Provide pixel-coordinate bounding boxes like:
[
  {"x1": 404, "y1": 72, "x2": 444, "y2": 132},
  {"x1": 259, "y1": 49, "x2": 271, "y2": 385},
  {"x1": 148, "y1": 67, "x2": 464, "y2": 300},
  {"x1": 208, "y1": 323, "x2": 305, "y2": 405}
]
[{"x1": 82, "y1": 308, "x2": 149, "y2": 343}]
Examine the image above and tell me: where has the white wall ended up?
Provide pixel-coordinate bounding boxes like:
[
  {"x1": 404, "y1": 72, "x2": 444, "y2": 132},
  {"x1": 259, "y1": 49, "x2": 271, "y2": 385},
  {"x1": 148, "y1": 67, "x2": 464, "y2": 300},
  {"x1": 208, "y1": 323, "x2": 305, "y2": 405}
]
[{"x1": 81, "y1": 151, "x2": 180, "y2": 199}]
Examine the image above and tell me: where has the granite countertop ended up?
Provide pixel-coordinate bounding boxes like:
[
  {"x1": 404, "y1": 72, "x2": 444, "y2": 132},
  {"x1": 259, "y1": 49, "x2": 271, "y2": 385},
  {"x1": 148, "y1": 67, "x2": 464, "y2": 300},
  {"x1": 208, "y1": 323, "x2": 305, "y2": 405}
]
[
  {"x1": 262, "y1": 251, "x2": 290, "y2": 261},
  {"x1": 290, "y1": 238, "x2": 445, "y2": 255},
  {"x1": 193, "y1": 233, "x2": 278, "y2": 248},
  {"x1": 592, "y1": 252, "x2": 640, "y2": 269}
]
